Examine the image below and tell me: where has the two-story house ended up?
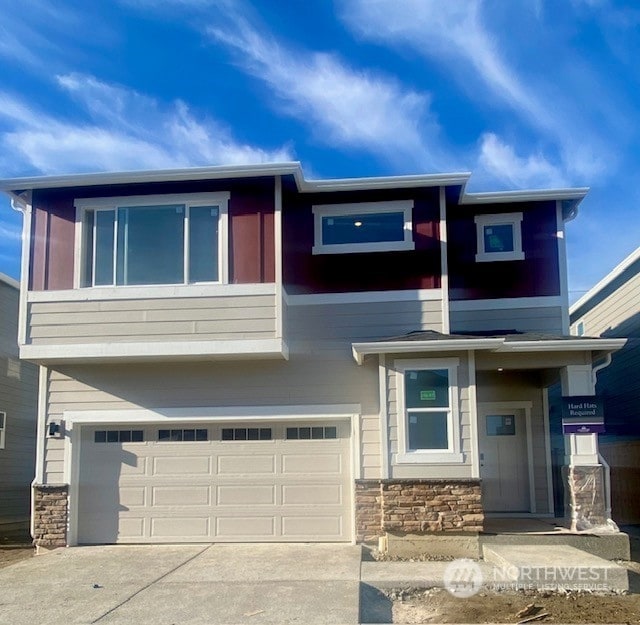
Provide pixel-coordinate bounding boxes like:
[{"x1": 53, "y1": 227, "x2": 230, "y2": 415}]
[
  {"x1": 0, "y1": 163, "x2": 625, "y2": 549},
  {"x1": 0, "y1": 272, "x2": 38, "y2": 535}
]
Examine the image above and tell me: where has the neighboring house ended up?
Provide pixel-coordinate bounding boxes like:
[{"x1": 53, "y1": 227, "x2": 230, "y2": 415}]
[
  {"x1": 0, "y1": 163, "x2": 625, "y2": 548},
  {"x1": 570, "y1": 247, "x2": 640, "y2": 523},
  {"x1": 0, "y1": 272, "x2": 38, "y2": 533}
]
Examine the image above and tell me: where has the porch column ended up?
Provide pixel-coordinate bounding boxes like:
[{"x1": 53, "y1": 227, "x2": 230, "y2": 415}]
[{"x1": 561, "y1": 365, "x2": 613, "y2": 532}]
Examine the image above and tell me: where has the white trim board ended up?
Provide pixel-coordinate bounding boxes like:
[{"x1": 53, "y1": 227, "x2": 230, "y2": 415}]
[
  {"x1": 21, "y1": 338, "x2": 288, "y2": 363},
  {"x1": 284, "y1": 288, "x2": 443, "y2": 306},
  {"x1": 27, "y1": 283, "x2": 276, "y2": 303},
  {"x1": 449, "y1": 296, "x2": 563, "y2": 311},
  {"x1": 63, "y1": 404, "x2": 362, "y2": 425}
]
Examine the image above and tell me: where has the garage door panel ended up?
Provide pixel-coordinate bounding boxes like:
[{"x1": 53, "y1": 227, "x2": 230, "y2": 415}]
[
  {"x1": 217, "y1": 485, "x2": 276, "y2": 505},
  {"x1": 215, "y1": 516, "x2": 276, "y2": 537},
  {"x1": 120, "y1": 486, "x2": 146, "y2": 507},
  {"x1": 282, "y1": 453, "x2": 342, "y2": 474},
  {"x1": 217, "y1": 455, "x2": 276, "y2": 475},
  {"x1": 282, "y1": 516, "x2": 343, "y2": 537},
  {"x1": 152, "y1": 485, "x2": 211, "y2": 506},
  {"x1": 153, "y1": 455, "x2": 211, "y2": 475},
  {"x1": 151, "y1": 517, "x2": 210, "y2": 538},
  {"x1": 119, "y1": 517, "x2": 146, "y2": 538},
  {"x1": 282, "y1": 484, "x2": 343, "y2": 505},
  {"x1": 78, "y1": 421, "x2": 352, "y2": 543}
]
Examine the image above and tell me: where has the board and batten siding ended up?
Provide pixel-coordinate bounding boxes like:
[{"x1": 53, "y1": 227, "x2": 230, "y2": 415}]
[
  {"x1": 0, "y1": 279, "x2": 38, "y2": 522},
  {"x1": 386, "y1": 352, "x2": 473, "y2": 479},
  {"x1": 42, "y1": 295, "x2": 444, "y2": 484},
  {"x1": 27, "y1": 293, "x2": 277, "y2": 345},
  {"x1": 451, "y1": 305, "x2": 564, "y2": 335}
]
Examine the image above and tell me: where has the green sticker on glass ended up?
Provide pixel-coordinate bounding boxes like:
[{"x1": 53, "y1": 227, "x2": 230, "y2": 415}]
[{"x1": 420, "y1": 390, "x2": 436, "y2": 401}]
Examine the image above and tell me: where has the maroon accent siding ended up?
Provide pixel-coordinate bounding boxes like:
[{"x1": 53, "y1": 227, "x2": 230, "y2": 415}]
[
  {"x1": 30, "y1": 177, "x2": 275, "y2": 290},
  {"x1": 29, "y1": 198, "x2": 75, "y2": 291},
  {"x1": 282, "y1": 187, "x2": 441, "y2": 294},
  {"x1": 447, "y1": 200, "x2": 561, "y2": 300},
  {"x1": 229, "y1": 182, "x2": 275, "y2": 284}
]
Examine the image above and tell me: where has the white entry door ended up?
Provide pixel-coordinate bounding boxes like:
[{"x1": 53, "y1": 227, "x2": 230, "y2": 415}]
[{"x1": 478, "y1": 406, "x2": 530, "y2": 512}]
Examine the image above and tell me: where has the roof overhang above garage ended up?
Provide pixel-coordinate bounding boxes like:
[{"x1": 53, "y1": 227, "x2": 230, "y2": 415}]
[{"x1": 352, "y1": 330, "x2": 627, "y2": 365}]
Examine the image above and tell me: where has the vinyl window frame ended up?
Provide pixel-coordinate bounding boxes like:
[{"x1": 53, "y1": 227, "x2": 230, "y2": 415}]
[
  {"x1": 0, "y1": 411, "x2": 5, "y2": 449},
  {"x1": 312, "y1": 200, "x2": 415, "y2": 255},
  {"x1": 394, "y1": 358, "x2": 463, "y2": 464},
  {"x1": 474, "y1": 212, "x2": 524, "y2": 262},
  {"x1": 74, "y1": 192, "x2": 230, "y2": 288}
]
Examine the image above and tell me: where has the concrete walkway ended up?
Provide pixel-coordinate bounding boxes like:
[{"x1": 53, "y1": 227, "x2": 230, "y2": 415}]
[{"x1": 0, "y1": 544, "x2": 362, "y2": 625}]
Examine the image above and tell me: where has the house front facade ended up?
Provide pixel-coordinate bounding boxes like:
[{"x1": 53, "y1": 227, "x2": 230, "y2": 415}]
[{"x1": 0, "y1": 163, "x2": 624, "y2": 548}]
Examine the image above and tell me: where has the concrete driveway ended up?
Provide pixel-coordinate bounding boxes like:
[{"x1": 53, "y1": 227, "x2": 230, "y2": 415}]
[{"x1": 0, "y1": 544, "x2": 363, "y2": 625}]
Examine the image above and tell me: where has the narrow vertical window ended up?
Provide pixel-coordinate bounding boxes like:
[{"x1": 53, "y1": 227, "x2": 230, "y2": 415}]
[{"x1": 189, "y1": 206, "x2": 219, "y2": 282}]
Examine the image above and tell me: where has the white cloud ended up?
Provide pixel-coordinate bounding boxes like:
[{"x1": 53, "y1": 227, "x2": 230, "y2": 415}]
[
  {"x1": 0, "y1": 221, "x2": 21, "y2": 241},
  {"x1": 0, "y1": 76, "x2": 293, "y2": 176},
  {"x1": 207, "y1": 19, "x2": 453, "y2": 171},
  {"x1": 338, "y1": 0, "x2": 612, "y2": 182},
  {"x1": 477, "y1": 133, "x2": 567, "y2": 189}
]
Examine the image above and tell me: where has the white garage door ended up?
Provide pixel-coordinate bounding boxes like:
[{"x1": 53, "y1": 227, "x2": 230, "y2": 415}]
[{"x1": 77, "y1": 421, "x2": 352, "y2": 543}]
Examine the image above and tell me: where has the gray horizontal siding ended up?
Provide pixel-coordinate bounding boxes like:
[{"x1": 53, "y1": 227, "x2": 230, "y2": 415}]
[
  {"x1": 27, "y1": 294, "x2": 277, "y2": 345},
  {"x1": 42, "y1": 297, "x2": 445, "y2": 484},
  {"x1": 0, "y1": 281, "x2": 38, "y2": 521},
  {"x1": 571, "y1": 272, "x2": 640, "y2": 338},
  {"x1": 451, "y1": 306, "x2": 564, "y2": 334}
]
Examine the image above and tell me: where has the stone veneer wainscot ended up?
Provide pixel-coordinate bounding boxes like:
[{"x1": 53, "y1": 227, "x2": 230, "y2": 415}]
[
  {"x1": 33, "y1": 485, "x2": 68, "y2": 548},
  {"x1": 355, "y1": 479, "x2": 484, "y2": 542}
]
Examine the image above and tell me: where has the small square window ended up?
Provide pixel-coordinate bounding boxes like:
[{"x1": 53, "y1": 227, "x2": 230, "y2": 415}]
[
  {"x1": 107, "y1": 431, "x2": 119, "y2": 443},
  {"x1": 324, "y1": 426, "x2": 337, "y2": 439},
  {"x1": 222, "y1": 428, "x2": 233, "y2": 441},
  {"x1": 259, "y1": 428, "x2": 272, "y2": 440},
  {"x1": 158, "y1": 429, "x2": 170, "y2": 441},
  {"x1": 486, "y1": 415, "x2": 516, "y2": 436},
  {"x1": 286, "y1": 427, "x2": 298, "y2": 440},
  {"x1": 475, "y1": 213, "x2": 524, "y2": 262},
  {"x1": 234, "y1": 428, "x2": 247, "y2": 441},
  {"x1": 408, "y1": 411, "x2": 449, "y2": 450},
  {"x1": 311, "y1": 427, "x2": 324, "y2": 439},
  {"x1": 183, "y1": 429, "x2": 196, "y2": 442},
  {"x1": 131, "y1": 430, "x2": 144, "y2": 442},
  {"x1": 247, "y1": 428, "x2": 259, "y2": 440},
  {"x1": 94, "y1": 430, "x2": 107, "y2": 443},
  {"x1": 195, "y1": 429, "x2": 208, "y2": 441},
  {"x1": 119, "y1": 430, "x2": 132, "y2": 443},
  {"x1": 299, "y1": 427, "x2": 311, "y2": 440}
]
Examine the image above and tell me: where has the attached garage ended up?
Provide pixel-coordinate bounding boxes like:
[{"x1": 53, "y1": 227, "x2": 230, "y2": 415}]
[{"x1": 76, "y1": 420, "x2": 353, "y2": 543}]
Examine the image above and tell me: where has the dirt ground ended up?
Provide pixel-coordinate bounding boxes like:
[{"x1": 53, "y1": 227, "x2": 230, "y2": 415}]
[
  {"x1": 0, "y1": 547, "x2": 33, "y2": 569},
  {"x1": 387, "y1": 559, "x2": 640, "y2": 624}
]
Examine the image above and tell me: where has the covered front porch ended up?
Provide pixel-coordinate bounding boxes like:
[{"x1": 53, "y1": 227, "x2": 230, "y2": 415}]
[{"x1": 352, "y1": 330, "x2": 627, "y2": 544}]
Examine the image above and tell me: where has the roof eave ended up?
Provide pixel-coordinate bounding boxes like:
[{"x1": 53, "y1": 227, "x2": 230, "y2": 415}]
[{"x1": 351, "y1": 338, "x2": 505, "y2": 365}]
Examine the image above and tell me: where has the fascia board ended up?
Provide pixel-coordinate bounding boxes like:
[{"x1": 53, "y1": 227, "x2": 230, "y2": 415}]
[
  {"x1": 460, "y1": 188, "x2": 589, "y2": 205},
  {"x1": 0, "y1": 162, "x2": 304, "y2": 192},
  {"x1": 496, "y1": 339, "x2": 627, "y2": 352},
  {"x1": 569, "y1": 246, "x2": 640, "y2": 317},
  {"x1": 300, "y1": 172, "x2": 471, "y2": 192},
  {"x1": 351, "y1": 338, "x2": 505, "y2": 365},
  {"x1": 0, "y1": 272, "x2": 19, "y2": 290}
]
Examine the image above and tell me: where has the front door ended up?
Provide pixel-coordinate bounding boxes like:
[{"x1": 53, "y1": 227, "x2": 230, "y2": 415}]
[{"x1": 478, "y1": 406, "x2": 530, "y2": 512}]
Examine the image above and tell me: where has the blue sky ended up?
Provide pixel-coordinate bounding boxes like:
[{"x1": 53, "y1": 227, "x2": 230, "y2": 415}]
[{"x1": 0, "y1": 0, "x2": 638, "y2": 301}]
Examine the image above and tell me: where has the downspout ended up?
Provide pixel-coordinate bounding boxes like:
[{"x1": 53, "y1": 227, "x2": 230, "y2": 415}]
[{"x1": 9, "y1": 191, "x2": 37, "y2": 539}]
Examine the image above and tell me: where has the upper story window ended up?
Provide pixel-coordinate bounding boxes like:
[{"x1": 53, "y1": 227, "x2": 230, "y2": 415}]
[
  {"x1": 312, "y1": 200, "x2": 414, "y2": 255},
  {"x1": 394, "y1": 358, "x2": 463, "y2": 464},
  {"x1": 474, "y1": 212, "x2": 524, "y2": 262},
  {"x1": 75, "y1": 193, "x2": 229, "y2": 287}
]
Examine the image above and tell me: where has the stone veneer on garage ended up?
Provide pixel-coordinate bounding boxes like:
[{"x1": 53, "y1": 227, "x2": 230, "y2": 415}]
[
  {"x1": 355, "y1": 479, "x2": 484, "y2": 543},
  {"x1": 33, "y1": 485, "x2": 68, "y2": 548}
]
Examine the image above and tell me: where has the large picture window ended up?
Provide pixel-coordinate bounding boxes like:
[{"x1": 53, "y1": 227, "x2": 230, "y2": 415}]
[
  {"x1": 312, "y1": 201, "x2": 414, "y2": 255},
  {"x1": 76, "y1": 193, "x2": 229, "y2": 287},
  {"x1": 395, "y1": 359, "x2": 463, "y2": 463}
]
